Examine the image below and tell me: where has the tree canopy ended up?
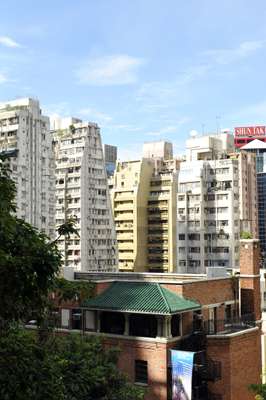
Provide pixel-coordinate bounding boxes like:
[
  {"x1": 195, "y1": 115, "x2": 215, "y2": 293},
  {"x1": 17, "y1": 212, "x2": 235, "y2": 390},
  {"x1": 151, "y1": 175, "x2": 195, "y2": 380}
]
[
  {"x1": 0, "y1": 160, "x2": 61, "y2": 324},
  {"x1": 0, "y1": 160, "x2": 145, "y2": 400},
  {"x1": 0, "y1": 328, "x2": 145, "y2": 400}
]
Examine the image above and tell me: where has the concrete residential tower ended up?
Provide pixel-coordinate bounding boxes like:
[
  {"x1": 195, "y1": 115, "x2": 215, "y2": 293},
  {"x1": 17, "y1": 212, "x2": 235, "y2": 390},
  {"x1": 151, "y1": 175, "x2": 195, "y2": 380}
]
[
  {"x1": 111, "y1": 141, "x2": 179, "y2": 273},
  {"x1": 0, "y1": 98, "x2": 55, "y2": 237},
  {"x1": 177, "y1": 132, "x2": 241, "y2": 273},
  {"x1": 53, "y1": 119, "x2": 117, "y2": 272}
]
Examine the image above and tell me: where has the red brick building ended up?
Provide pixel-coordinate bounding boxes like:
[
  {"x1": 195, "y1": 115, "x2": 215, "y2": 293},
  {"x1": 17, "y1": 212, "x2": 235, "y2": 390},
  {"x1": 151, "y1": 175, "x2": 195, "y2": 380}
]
[{"x1": 54, "y1": 239, "x2": 262, "y2": 400}]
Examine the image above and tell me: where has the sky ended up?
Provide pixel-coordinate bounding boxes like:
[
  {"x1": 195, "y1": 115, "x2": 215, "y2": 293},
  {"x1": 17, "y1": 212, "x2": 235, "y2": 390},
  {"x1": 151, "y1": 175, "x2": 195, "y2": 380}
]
[{"x1": 1, "y1": 0, "x2": 266, "y2": 159}]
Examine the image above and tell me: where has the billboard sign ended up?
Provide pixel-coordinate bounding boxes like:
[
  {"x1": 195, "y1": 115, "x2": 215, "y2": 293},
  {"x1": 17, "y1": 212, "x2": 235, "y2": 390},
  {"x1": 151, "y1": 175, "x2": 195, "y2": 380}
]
[
  {"x1": 235, "y1": 126, "x2": 266, "y2": 137},
  {"x1": 171, "y1": 350, "x2": 195, "y2": 400}
]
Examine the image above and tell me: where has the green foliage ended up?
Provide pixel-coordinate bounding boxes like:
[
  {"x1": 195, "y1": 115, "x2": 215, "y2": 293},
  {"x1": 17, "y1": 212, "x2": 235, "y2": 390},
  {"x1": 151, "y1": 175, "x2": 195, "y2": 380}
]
[
  {"x1": 0, "y1": 328, "x2": 145, "y2": 400},
  {"x1": 53, "y1": 277, "x2": 95, "y2": 303},
  {"x1": 55, "y1": 216, "x2": 80, "y2": 240},
  {"x1": 249, "y1": 383, "x2": 266, "y2": 399},
  {"x1": 69, "y1": 124, "x2": 75, "y2": 134},
  {"x1": 240, "y1": 231, "x2": 253, "y2": 239},
  {"x1": 0, "y1": 161, "x2": 62, "y2": 324}
]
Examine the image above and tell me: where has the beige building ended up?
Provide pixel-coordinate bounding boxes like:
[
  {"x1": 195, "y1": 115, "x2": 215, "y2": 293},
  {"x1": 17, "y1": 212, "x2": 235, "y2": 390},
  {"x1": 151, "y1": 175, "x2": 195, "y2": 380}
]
[
  {"x1": 143, "y1": 140, "x2": 173, "y2": 160},
  {"x1": 229, "y1": 151, "x2": 258, "y2": 238},
  {"x1": 112, "y1": 159, "x2": 154, "y2": 272},
  {"x1": 111, "y1": 141, "x2": 179, "y2": 273},
  {"x1": 147, "y1": 158, "x2": 179, "y2": 272}
]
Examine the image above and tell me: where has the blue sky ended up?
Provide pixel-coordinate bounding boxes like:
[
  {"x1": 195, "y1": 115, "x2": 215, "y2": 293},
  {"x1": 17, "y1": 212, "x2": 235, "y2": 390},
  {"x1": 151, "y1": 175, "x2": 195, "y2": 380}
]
[{"x1": 1, "y1": 0, "x2": 266, "y2": 159}]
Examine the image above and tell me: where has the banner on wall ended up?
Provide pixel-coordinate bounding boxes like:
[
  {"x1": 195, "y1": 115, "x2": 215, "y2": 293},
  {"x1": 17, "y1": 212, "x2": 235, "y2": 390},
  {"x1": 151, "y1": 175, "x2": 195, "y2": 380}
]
[{"x1": 170, "y1": 350, "x2": 195, "y2": 400}]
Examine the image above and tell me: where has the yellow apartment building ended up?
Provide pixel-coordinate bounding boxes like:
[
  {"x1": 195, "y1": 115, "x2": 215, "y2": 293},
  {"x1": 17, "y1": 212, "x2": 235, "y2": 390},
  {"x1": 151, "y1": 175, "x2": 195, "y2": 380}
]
[{"x1": 111, "y1": 153, "x2": 179, "y2": 273}]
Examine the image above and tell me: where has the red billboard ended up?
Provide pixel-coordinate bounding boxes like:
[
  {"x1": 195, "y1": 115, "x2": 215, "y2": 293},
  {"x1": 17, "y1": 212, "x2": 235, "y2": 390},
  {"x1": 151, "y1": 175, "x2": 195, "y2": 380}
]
[{"x1": 234, "y1": 126, "x2": 266, "y2": 137}]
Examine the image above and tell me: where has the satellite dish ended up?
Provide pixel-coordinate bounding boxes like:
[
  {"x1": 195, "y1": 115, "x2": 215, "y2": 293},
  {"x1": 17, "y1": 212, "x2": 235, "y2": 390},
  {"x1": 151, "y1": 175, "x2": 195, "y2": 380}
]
[{"x1": 189, "y1": 130, "x2": 198, "y2": 137}]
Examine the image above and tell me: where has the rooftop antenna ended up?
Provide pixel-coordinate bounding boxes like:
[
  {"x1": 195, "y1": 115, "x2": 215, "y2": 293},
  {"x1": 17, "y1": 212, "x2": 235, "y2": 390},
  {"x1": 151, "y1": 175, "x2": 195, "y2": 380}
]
[
  {"x1": 216, "y1": 115, "x2": 221, "y2": 134},
  {"x1": 201, "y1": 123, "x2": 205, "y2": 136}
]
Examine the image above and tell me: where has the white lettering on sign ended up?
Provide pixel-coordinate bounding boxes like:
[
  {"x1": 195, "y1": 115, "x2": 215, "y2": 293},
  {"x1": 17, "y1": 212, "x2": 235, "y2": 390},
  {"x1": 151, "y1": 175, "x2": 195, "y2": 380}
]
[{"x1": 235, "y1": 126, "x2": 266, "y2": 137}]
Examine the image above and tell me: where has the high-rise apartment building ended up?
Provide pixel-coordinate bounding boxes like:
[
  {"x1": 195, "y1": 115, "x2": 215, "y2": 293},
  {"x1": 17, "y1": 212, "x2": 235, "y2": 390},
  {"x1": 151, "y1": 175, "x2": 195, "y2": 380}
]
[
  {"x1": 0, "y1": 98, "x2": 55, "y2": 237},
  {"x1": 111, "y1": 141, "x2": 179, "y2": 273},
  {"x1": 228, "y1": 151, "x2": 258, "y2": 237},
  {"x1": 177, "y1": 158, "x2": 240, "y2": 273},
  {"x1": 111, "y1": 159, "x2": 154, "y2": 272},
  {"x1": 239, "y1": 139, "x2": 266, "y2": 264},
  {"x1": 147, "y1": 158, "x2": 178, "y2": 272},
  {"x1": 176, "y1": 132, "x2": 256, "y2": 273},
  {"x1": 53, "y1": 120, "x2": 117, "y2": 271}
]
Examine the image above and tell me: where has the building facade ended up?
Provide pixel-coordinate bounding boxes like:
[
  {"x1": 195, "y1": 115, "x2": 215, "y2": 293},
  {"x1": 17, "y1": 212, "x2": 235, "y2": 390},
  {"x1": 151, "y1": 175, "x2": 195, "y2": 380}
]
[
  {"x1": 239, "y1": 139, "x2": 266, "y2": 264},
  {"x1": 111, "y1": 150, "x2": 179, "y2": 273},
  {"x1": 229, "y1": 151, "x2": 258, "y2": 237},
  {"x1": 176, "y1": 132, "x2": 259, "y2": 274},
  {"x1": 177, "y1": 158, "x2": 240, "y2": 273},
  {"x1": 143, "y1": 140, "x2": 173, "y2": 160},
  {"x1": 0, "y1": 98, "x2": 55, "y2": 237},
  {"x1": 51, "y1": 239, "x2": 262, "y2": 400},
  {"x1": 53, "y1": 120, "x2": 117, "y2": 271},
  {"x1": 111, "y1": 159, "x2": 154, "y2": 272}
]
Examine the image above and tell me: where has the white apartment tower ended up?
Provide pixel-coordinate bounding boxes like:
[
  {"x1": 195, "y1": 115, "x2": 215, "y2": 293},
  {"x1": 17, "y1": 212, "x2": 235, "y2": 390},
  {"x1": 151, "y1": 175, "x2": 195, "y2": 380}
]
[
  {"x1": 0, "y1": 98, "x2": 55, "y2": 237},
  {"x1": 177, "y1": 132, "x2": 240, "y2": 273},
  {"x1": 177, "y1": 159, "x2": 240, "y2": 273},
  {"x1": 53, "y1": 120, "x2": 117, "y2": 271}
]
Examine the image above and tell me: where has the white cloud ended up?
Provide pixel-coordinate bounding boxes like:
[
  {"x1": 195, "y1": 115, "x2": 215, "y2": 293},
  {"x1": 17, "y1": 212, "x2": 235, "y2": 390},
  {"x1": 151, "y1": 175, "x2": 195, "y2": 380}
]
[
  {"x1": 136, "y1": 66, "x2": 208, "y2": 111},
  {"x1": 43, "y1": 102, "x2": 70, "y2": 117},
  {"x1": 77, "y1": 107, "x2": 112, "y2": 123},
  {"x1": 203, "y1": 40, "x2": 265, "y2": 65},
  {"x1": 0, "y1": 36, "x2": 21, "y2": 48},
  {"x1": 228, "y1": 100, "x2": 266, "y2": 124},
  {"x1": 76, "y1": 55, "x2": 145, "y2": 86},
  {"x1": 145, "y1": 118, "x2": 190, "y2": 137},
  {"x1": 0, "y1": 72, "x2": 8, "y2": 84}
]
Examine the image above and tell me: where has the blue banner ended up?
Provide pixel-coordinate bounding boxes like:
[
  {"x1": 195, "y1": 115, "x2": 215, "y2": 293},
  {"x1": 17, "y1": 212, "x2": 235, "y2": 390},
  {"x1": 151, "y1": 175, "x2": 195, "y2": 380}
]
[{"x1": 171, "y1": 350, "x2": 195, "y2": 400}]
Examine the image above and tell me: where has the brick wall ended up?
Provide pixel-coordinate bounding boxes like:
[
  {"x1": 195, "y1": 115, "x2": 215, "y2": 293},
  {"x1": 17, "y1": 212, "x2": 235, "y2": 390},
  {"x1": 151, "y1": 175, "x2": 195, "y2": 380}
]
[
  {"x1": 207, "y1": 328, "x2": 261, "y2": 400},
  {"x1": 239, "y1": 239, "x2": 261, "y2": 321},
  {"x1": 103, "y1": 337, "x2": 171, "y2": 400}
]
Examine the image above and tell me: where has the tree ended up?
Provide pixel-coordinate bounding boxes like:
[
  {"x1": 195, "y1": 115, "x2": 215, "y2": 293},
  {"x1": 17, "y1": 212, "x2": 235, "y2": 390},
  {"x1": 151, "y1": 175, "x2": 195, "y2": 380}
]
[
  {"x1": 52, "y1": 277, "x2": 95, "y2": 304},
  {"x1": 249, "y1": 383, "x2": 266, "y2": 399},
  {"x1": 0, "y1": 160, "x2": 62, "y2": 325},
  {"x1": 0, "y1": 161, "x2": 144, "y2": 400},
  {"x1": 0, "y1": 328, "x2": 145, "y2": 400},
  {"x1": 240, "y1": 231, "x2": 253, "y2": 239}
]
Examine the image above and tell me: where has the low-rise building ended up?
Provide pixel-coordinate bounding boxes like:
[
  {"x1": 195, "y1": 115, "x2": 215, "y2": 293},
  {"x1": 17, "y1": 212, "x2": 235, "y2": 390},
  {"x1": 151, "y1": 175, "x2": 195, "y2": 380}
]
[{"x1": 52, "y1": 239, "x2": 261, "y2": 400}]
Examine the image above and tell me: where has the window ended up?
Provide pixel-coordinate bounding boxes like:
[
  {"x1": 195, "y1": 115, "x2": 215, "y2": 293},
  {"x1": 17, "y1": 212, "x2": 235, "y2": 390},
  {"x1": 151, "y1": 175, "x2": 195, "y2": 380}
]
[
  {"x1": 135, "y1": 360, "x2": 148, "y2": 384},
  {"x1": 179, "y1": 234, "x2": 185, "y2": 240}
]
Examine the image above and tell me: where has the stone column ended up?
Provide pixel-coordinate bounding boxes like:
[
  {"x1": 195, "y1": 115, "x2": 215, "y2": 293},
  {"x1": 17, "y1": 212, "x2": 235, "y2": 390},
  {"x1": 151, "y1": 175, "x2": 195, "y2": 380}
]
[
  {"x1": 124, "y1": 314, "x2": 129, "y2": 336},
  {"x1": 96, "y1": 311, "x2": 101, "y2": 333}
]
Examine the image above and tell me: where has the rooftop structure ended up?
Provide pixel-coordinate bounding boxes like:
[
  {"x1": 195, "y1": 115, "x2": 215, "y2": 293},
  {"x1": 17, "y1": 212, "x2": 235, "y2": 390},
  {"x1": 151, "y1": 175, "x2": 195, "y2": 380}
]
[
  {"x1": 143, "y1": 140, "x2": 173, "y2": 160},
  {"x1": 50, "y1": 239, "x2": 262, "y2": 400}
]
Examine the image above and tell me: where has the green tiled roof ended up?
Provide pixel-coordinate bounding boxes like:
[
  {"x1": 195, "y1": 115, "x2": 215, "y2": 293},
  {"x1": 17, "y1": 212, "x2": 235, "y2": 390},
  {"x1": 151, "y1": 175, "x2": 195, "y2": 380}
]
[{"x1": 81, "y1": 281, "x2": 200, "y2": 315}]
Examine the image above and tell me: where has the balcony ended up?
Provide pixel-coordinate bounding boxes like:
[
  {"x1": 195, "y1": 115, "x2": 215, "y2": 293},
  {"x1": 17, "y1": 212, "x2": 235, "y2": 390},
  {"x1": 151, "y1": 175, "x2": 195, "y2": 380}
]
[{"x1": 202, "y1": 314, "x2": 255, "y2": 335}]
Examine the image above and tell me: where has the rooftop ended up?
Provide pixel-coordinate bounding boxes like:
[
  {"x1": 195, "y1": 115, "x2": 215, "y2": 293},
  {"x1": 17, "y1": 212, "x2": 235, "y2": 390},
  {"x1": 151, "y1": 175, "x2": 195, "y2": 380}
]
[
  {"x1": 81, "y1": 281, "x2": 200, "y2": 315},
  {"x1": 240, "y1": 139, "x2": 266, "y2": 150}
]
